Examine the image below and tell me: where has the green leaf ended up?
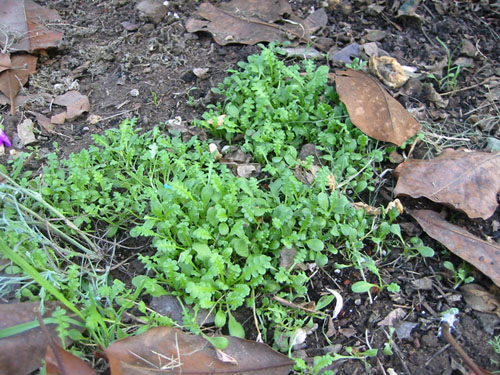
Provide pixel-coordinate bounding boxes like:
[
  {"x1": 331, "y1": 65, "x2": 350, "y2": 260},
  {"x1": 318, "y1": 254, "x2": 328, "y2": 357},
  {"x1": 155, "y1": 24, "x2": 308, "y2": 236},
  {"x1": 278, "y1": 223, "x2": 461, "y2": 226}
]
[
  {"x1": 218, "y1": 222, "x2": 229, "y2": 236},
  {"x1": 228, "y1": 312, "x2": 245, "y2": 339},
  {"x1": 215, "y1": 309, "x2": 226, "y2": 328},
  {"x1": 204, "y1": 335, "x2": 229, "y2": 350},
  {"x1": 418, "y1": 245, "x2": 434, "y2": 257},
  {"x1": 231, "y1": 238, "x2": 248, "y2": 257},
  {"x1": 317, "y1": 192, "x2": 329, "y2": 211},
  {"x1": 316, "y1": 294, "x2": 334, "y2": 311},
  {"x1": 306, "y1": 238, "x2": 324, "y2": 252},
  {"x1": 193, "y1": 228, "x2": 212, "y2": 241},
  {"x1": 192, "y1": 243, "x2": 211, "y2": 262},
  {"x1": 351, "y1": 281, "x2": 377, "y2": 294}
]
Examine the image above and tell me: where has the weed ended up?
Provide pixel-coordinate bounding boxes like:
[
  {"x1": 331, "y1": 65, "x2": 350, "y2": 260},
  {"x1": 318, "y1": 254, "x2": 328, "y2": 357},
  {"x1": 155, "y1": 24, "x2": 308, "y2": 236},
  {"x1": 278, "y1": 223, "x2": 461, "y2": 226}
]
[
  {"x1": 150, "y1": 88, "x2": 160, "y2": 107},
  {"x1": 427, "y1": 37, "x2": 462, "y2": 92},
  {"x1": 0, "y1": 45, "x2": 416, "y2": 371},
  {"x1": 345, "y1": 57, "x2": 367, "y2": 70},
  {"x1": 442, "y1": 260, "x2": 474, "y2": 289}
]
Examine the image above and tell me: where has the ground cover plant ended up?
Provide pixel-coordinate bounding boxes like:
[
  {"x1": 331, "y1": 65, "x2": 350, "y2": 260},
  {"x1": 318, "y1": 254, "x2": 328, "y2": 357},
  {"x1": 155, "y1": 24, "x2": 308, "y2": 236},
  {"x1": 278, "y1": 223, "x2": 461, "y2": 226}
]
[{"x1": 0, "y1": 45, "x2": 441, "y2": 373}]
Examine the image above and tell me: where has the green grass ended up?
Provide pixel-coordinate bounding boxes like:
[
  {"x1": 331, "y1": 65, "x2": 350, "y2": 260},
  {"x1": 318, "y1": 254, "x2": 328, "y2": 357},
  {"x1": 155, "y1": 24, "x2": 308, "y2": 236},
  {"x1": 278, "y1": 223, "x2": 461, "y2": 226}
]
[{"x1": 0, "y1": 44, "x2": 414, "y2": 373}]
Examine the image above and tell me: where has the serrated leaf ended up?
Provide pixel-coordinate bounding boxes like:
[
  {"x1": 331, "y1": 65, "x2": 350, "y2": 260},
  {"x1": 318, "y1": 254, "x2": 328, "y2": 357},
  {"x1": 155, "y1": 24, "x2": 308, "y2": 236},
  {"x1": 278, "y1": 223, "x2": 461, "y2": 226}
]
[{"x1": 192, "y1": 243, "x2": 211, "y2": 262}]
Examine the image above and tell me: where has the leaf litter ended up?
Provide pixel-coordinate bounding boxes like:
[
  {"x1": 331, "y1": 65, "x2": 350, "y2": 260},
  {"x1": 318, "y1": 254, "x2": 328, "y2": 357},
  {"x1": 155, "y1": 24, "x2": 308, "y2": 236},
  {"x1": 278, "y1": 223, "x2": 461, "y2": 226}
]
[
  {"x1": 186, "y1": 0, "x2": 328, "y2": 50},
  {"x1": 409, "y1": 209, "x2": 500, "y2": 288},
  {"x1": 395, "y1": 149, "x2": 500, "y2": 219},
  {"x1": 332, "y1": 69, "x2": 421, "y2": 146}
]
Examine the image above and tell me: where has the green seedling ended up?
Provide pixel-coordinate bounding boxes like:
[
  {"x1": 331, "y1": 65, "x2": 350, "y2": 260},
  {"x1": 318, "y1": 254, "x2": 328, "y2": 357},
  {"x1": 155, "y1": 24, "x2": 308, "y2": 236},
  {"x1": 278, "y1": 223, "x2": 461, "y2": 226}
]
[
  {"x1": 442, "y1": 260, "x2": 474, "y2": 289},
  {"x1": 427, "y1": 37, "x2": 462, "y2": 92},
  {"x1": 346, "y1": 57, "x2": 367, "y2": 70},
  {"x1": 150, "y1": 88, "x2": 160, "y2": 107},
  {"x1": 403, "y1": 236, "x2": 435, "y2": 258}
]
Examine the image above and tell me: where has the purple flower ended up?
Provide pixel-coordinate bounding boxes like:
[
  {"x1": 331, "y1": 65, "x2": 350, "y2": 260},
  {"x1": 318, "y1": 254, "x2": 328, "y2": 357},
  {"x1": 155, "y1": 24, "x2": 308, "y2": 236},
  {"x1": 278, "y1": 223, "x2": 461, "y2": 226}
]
[{"x1": 0, "y1": 129, "x2": 11, "y2": 147}]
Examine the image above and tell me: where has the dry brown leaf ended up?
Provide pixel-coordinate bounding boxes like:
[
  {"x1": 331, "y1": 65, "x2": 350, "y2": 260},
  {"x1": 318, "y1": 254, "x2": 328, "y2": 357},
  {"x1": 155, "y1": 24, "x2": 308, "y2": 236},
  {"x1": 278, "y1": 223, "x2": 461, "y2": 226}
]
[
  {"x1": 54, "y1": 91, "x2": 90, "y2": 120},
  {"x1": 104, "y1": 326, "x2": 294, "y2": 375},
  {"x1": 185, "y1": 0, "x2": 327, "y2": 49},
  {"x1": 460, "y1": 284, "x2": 500, "y2": 318},
  {"x1": 409, "y1": 209, "x2": 500, "y2": 288},
  {"x1": 0, "y1": 54, "x2": 37, "y2": 114},
  {"x1": 45, "y1": 338, "x2": 96, "y2": 375},
  {"x1": 0, "y1": 302, "x2": 80, "y2": 375},
  {"x1": 32, "y1": 111, "x2": 54, "y2": 132},
  {"x1": 0, "y1": 53, "x2": 11, "y2": 73},
  {"x1": 0, "y1": 0, "x2": 63, "y2": 52},
  {"x1": 395, "y1": 149, "x2": 500, "y2": 219},
  {"x1": 333, "y1": 69, "x2": 420, "y2": 146}
]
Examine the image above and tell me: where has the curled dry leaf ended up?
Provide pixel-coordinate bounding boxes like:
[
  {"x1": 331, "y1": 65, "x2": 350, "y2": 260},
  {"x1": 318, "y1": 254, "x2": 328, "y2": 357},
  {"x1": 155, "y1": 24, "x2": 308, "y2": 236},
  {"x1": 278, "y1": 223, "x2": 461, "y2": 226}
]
[
  {"x1": 333, "y1": 69, "x2": 420, "y2": 146},
  {"x1": 409, "y1": 209, "x2": 500, "y2": 288},
  {"x1": 395, "y1": 149, "x2": 500, "y2": 219},
  {"x1": 368, "y1": 55, "x2": 409, "y2": 89},
  {"x1": 104, "y1": 326, "x2": 294, "y2": 375}
]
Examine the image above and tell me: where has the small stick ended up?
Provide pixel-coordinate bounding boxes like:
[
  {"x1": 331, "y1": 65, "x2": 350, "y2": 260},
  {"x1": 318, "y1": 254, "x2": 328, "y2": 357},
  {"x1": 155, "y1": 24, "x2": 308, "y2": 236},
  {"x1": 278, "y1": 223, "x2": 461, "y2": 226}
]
[{"x1": 440, "y1": 322, "x2": 494, "y2": 375}]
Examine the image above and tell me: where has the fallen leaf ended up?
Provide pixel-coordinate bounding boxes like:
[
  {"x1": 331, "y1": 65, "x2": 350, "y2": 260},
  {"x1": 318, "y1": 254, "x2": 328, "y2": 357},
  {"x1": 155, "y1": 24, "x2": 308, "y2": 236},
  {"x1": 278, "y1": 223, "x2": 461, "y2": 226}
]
[
  {"x1": 104, "y1": 326, "x2": 294, "y2": 375},
  {"x1": 0, "y1": 53, "x2": 11, "y2": 73},
  {"x1": 460, "y1": 283, "x2": 500, "y2": 318},
  {"x1": 17, "y1": 118, "x2": 37, "y2": 146},
  {"x1": 51, "y1": 112, "x2": 67, "y2": 125},
  {"x1": 351, "y1": 202, "x2": 381, "y2": 215},
  {"x1": 54, "y1": 91, "x2": 90, "y2": 120},
  {"x1": 185, "y1": 0, "x2": 327, "y2": 49},
  {"x1": 32, "y1": 111, "x2": 54, "y2": 132},
  {"x1": 328, "y1": 43, "x2": 360, "y2": 64},
  {"x1": 409, "y1": 209, "x2": 500, "y2": 288},
  {"x1": 0, "y1": 54, "x2": 37, "y2": 114},
  {"x1": 0, "y1": 302, "x2": 78, "y2": 375},
  {"x1": 0, "y1": 0, "x2": 63, "y2": 52},
  {"x1": 395, "y1": 149, "x2": 500, "y2": 219},
  {"x1": 378, "y1": 308, "x2": 406, "y2": 326},
  {"x1": 236, "y1": 164, "x2": 259, "y2": 178},
  {"x1": 45, "y1": 337, "x2": 96, "y2": 375},
  {"x1": 333, "y1": 69, "x2": 420, "y2": 146}
]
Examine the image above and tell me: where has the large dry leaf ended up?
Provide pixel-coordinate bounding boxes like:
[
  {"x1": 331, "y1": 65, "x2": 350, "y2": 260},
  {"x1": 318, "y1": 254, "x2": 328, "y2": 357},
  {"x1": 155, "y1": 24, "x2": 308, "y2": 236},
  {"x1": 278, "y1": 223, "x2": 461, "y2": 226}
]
[
  {"x1": 333, "y1": 69, "x2": 420, "y2": 146},
  {"x1": 0, "y1": 53, "x2": 37, "y2": 114},
  {"x1": 0, "y1": 0, "x2": 63, "y2": 52},
  {"x1": 0, "y1": 302, "x2": 74, "y2": 375},
  {"x1": 395, "y1": 149, "x2": 500, "y2": 219},
  {"x1": 409, "y1": 209, "x2": 500, "y2": 288},
  {"x1": 186, "y1": 0, "x2": 327, "y2": 48},
  {"x1": 460, "y1": 284, "x2": 500, "y2": 318},
  {"x1": 104, "y1": 326, "x2": 294, "y2": 375}
]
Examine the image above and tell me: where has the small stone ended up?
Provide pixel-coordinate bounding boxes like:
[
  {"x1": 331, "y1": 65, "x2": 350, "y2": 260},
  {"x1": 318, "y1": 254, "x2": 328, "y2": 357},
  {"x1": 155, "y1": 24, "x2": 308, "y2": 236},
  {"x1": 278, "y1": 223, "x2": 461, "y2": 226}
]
[
  {"x1": 129, "y1": 89, "x2": 140, "y2": 97},
  {"x1": 461, "y1": 39, "x2": 476, "y2": 57},
  {"x1": 411, "y1": 277, "x2": 433, "y2": 290},
  {"x1": 136, "y1": 0, "x2": 168, "y2": 24}
]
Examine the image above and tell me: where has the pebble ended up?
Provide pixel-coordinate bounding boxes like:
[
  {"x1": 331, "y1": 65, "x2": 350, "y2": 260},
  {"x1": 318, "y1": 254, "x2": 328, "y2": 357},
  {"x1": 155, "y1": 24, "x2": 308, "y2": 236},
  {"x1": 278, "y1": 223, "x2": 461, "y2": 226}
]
[{"x1": 129, "y1": 89, "x2": 140, "y2": 97}]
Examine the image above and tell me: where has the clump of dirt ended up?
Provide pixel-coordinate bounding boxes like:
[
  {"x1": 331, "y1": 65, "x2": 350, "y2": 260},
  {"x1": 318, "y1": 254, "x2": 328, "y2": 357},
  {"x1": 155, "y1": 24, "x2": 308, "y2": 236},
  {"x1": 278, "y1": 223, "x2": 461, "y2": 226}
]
[{"x1": 1, "y1": 0, "x2": 499, "y2": 374}]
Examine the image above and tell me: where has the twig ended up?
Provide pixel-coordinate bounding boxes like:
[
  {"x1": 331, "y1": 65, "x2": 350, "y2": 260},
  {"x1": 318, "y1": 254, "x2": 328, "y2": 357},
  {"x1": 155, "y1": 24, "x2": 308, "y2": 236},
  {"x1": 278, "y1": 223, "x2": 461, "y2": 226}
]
[{"x1": 440, "y1": 322, "x2": 494, "y2": 375}]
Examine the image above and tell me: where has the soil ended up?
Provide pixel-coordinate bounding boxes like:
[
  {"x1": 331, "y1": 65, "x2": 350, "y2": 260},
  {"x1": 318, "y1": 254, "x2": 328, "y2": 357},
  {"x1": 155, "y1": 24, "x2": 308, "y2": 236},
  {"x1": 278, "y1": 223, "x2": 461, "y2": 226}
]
[{"x1": 1, "y1": 0, "x2": 500, "y2": 374}]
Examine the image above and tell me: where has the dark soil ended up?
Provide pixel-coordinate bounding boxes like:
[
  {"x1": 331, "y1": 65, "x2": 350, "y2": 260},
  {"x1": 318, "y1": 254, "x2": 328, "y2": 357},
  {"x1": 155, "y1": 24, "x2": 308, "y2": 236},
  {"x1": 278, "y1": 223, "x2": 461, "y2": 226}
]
[{"x1": 1, "y1": 0, "x2": 499, "y2": 374}]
